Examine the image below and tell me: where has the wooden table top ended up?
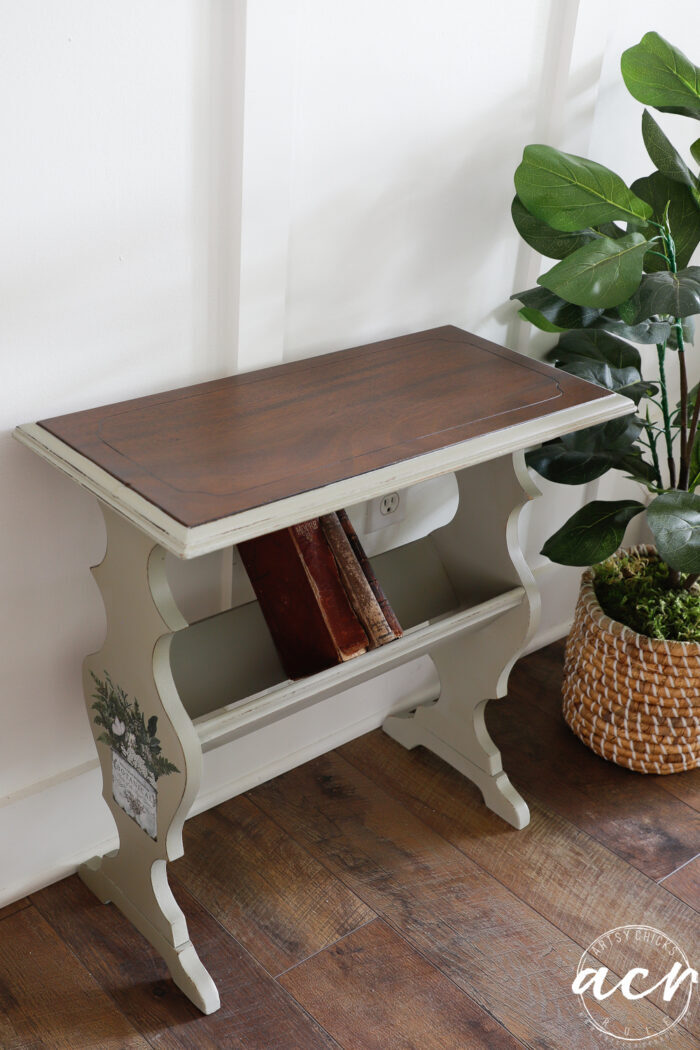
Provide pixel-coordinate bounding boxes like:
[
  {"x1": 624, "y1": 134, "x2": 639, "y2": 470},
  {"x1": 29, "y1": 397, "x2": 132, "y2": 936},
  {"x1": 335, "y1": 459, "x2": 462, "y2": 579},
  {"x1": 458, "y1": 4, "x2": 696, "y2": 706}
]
[{"x1": 37, "y1": 326, "x2": 612, "y2": 529}]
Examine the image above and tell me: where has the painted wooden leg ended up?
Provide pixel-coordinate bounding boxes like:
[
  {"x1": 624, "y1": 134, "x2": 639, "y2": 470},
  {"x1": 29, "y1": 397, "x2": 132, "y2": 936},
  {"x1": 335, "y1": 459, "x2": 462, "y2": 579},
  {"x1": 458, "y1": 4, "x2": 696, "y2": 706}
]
[
  {"x1": 384, "y1": 452, "x2": 541, "y2": 830},
  {"x1": 80, "y1": 506, "x2": 220, "y2": 1014},
  {"x1": 384, "y1": 627, "x2": 531, "y2": 829}
]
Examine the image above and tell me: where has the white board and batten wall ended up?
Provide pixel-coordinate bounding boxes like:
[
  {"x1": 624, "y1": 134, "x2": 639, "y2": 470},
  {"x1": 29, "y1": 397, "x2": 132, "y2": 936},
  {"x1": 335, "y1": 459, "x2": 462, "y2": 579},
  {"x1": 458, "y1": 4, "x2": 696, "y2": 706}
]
[{"x1": 3, "y1": 0, "x2": 699, "y2": 905}]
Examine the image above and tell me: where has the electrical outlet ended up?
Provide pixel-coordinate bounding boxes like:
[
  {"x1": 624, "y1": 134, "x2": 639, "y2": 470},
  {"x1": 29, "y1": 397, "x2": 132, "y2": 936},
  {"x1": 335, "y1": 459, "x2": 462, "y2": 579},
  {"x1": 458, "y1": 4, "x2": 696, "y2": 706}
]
[
  {"x1": 380, "y1": 492, "x2": 400, "y2": 516},
  {"x1": 353, "y1": 474, "x2": 459, "y2": 556},
  {"x1": 366, "y1": 491, "x2": 405, "y2": 532}
]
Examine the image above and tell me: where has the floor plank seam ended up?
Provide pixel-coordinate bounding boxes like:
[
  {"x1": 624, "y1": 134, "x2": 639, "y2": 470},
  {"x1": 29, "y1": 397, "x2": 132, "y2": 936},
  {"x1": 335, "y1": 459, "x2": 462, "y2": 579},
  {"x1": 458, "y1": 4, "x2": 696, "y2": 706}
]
[
  {"x1": 0, "y1": 899, "x2": 32, "y2": 922},
  {"x1": 505, "y1": 778, "x2": 699, "y2": 886},
  {"x1": 274, "y1": 987, "x2": 349, "y2": 1050},
  {"x1": 273, "y1": 915, "x2": 378, "y2": 979},
  {"x1": 168, "y1": 872, "x2": 284, "y2": 983},
  {"x1": 658, "y1": 852, "x2": 700, "y2": 883},
  {"x1": 277, "y1": 914, "x2": 530, "y2": 1050},
  {"x1": 377, "y1": 915, "x2": 531, "y2": 1050},
  {"x1": 170, "y1": 870, "x2": 387, "y2": 1048}
]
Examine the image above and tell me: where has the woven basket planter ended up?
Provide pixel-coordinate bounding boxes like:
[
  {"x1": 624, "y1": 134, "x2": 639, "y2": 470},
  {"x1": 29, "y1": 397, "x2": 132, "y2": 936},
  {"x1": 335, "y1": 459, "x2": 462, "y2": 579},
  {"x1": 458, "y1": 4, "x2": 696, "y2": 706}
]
[{"x1": 562, "y1": 546, "x2": 700, "y2": 774}]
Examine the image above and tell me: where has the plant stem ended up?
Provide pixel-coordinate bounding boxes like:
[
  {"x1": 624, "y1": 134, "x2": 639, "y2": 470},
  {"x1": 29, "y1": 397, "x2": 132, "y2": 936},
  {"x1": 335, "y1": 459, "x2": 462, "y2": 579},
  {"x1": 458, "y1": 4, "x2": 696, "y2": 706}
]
[
  {"x1": 669, "y1": 567, "x2": 682, "y2": 589},
  {"x1": 684, "y1": 573, "x2": 700, "y2": 591},
  {"x1": 644, "y1": 406, "x2": 662, "y2": 488},
  {"x1": 663, "y1": 212, "x2": 699, "y2": 485},
  {"x1": 687, "y1": 380, "x2": 700, "y2": 477},
  {"x1": 678, "y1": 326, "x2": 689, "y2": 489},
  {"x1": 656, "y1": 342, "x2": 676, "y2": 488},
  {"x1": 659, "y1": 221, "x2": 688, "y2": 489}
]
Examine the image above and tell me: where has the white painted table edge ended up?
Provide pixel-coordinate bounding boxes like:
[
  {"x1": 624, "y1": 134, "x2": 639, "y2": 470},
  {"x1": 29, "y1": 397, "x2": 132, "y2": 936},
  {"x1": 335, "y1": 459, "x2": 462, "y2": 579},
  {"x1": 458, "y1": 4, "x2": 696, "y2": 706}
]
[{"x1": 14, "y1": 391, "x2": 633, "y2": 559}]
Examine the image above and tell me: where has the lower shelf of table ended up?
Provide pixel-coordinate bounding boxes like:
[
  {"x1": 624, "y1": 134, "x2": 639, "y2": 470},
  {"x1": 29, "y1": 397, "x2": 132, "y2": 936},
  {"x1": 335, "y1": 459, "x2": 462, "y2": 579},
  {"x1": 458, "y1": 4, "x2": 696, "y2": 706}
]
[{"x1": 182, "y1": 585, "x2": 525, "y2": 753}]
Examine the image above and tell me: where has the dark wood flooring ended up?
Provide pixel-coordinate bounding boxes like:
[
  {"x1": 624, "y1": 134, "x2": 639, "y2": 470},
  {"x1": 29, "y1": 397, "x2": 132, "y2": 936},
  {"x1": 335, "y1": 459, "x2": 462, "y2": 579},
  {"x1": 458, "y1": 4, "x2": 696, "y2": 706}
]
[{"x1": 3, "y1": 641, "x2": 698, "y2": 1049}]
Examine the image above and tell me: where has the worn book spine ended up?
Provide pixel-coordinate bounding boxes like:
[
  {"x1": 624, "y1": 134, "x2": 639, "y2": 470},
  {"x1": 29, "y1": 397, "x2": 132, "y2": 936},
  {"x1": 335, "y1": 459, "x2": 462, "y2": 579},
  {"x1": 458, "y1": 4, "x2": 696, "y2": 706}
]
[
  {"x1": 289, "y1": 519, "x2": 369, "y2": 660},
  {"x1": 336, "y1": 509, "x2": 403, "y2": 638},
  {"x1": 238, "y1": 529, "x2": 338, "y2": 680},
  {"x1": 320, "y1": 512, "x2": 395, "y2": 648},
  {"x1": 237, "y1": 523, "x2": 368, "y2": 680}
]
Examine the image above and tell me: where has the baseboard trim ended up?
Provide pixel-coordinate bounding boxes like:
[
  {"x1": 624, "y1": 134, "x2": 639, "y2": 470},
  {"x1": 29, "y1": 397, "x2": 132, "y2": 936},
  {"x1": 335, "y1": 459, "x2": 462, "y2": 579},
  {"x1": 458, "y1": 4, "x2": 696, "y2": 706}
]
[{"x1": 0, "y1": 767, "x2": 116, "y2": 908}]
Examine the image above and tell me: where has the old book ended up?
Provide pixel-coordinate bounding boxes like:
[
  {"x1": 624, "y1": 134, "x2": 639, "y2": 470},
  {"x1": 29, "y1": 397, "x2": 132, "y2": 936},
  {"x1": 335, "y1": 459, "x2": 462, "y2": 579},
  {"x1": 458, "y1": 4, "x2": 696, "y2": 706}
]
[
  {"x1": 237, "y1": 523, "x2": 368, "y2": 680},
  {"x1": 336, "y1": 508, "x2": 403, "y2": 639},
  {"x1": 289, "y1": 519, "x2": 370, "y2": 658},
  {"x1": 319, "y1": 512, "x2": 395, "y2": 648}
]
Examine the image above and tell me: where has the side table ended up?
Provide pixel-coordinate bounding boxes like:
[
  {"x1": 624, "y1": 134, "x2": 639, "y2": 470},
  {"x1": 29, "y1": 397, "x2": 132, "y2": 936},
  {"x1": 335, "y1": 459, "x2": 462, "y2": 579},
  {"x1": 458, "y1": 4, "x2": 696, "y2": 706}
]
[{"x1": 14, "y1": 325, "x2": 632, "y2": 1013}]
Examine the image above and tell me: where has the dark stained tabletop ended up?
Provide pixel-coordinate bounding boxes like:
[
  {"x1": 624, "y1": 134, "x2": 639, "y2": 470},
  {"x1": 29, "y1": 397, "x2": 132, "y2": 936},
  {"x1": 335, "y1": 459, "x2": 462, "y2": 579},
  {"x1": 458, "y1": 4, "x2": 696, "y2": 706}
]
[{"x1": 38, "y1": 325, "x2": 610, "y2": 528}]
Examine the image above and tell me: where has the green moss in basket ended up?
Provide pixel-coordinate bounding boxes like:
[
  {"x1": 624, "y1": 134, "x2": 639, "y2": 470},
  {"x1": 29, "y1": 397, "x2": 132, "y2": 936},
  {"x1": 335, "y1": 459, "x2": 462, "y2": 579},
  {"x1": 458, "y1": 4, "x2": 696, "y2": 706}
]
[{"x1": 593, "y1": 552, "x2": 700, "y2": 643}]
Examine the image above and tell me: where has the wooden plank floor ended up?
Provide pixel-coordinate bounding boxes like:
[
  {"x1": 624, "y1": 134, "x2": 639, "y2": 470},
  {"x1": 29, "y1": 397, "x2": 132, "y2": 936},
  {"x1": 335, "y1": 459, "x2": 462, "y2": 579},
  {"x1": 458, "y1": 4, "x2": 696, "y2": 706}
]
[{"x1": 3, "y1": 641, "x2": 697, "y2": 1049}]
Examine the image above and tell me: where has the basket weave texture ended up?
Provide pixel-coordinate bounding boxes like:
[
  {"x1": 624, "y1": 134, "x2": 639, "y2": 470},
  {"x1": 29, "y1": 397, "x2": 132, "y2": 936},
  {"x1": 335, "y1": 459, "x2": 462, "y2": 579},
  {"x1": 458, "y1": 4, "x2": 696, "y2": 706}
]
[{"x1": 563, "y1": 546, "x2": 700, "y2": 774}]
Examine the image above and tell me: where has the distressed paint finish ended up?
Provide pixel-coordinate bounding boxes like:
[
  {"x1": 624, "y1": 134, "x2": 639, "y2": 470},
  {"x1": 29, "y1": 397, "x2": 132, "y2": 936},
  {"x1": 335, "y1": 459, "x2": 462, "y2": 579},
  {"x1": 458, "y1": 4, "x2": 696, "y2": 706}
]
[
  {"x1": 81, "y1": 506, "x2": 219, "y2": 1014},
  {"x1": 384, "y1": 453, "x2": 539, "y2": 829}
]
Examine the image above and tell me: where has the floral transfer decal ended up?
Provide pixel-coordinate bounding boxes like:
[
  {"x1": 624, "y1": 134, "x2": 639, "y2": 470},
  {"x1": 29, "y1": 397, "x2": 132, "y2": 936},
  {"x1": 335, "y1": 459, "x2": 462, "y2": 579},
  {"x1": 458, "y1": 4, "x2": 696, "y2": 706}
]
[{"x1": 90, "y1": 671, "x2": 179, "y2": 838}]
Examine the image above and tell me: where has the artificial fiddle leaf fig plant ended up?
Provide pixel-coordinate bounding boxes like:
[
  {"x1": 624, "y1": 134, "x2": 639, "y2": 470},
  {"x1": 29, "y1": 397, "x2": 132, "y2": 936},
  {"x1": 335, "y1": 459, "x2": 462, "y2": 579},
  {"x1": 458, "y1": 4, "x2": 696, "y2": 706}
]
[{"x1": 511, "y1": 31, "x2": 700, "y2": 592}]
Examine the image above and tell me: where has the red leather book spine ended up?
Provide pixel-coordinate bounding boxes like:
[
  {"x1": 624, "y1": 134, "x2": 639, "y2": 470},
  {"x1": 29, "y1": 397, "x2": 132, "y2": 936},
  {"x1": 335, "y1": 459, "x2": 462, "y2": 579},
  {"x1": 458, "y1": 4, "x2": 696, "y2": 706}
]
[
  {"x1": 238, "y1": 522, "x2": 368, "y2": 680},
  {"x1": 290, "y1": 519, "x2": 369, "y2": 660},
  {"x1": 237, "y1": 529, "x2": 340, "y2": 680},
  {"x1": 336, "y1": 509, "x2": 403, "y2": 638}
]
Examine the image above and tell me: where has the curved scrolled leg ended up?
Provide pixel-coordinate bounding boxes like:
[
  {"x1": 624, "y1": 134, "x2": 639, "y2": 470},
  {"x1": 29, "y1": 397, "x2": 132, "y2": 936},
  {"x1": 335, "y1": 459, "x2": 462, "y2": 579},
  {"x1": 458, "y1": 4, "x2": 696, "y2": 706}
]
[
  {"x1": 383, "y1": 452, "x2": 540, "y2": 831},
  {"x1": 80, "y1": 506, "x2": 220, "y2": 1014}
]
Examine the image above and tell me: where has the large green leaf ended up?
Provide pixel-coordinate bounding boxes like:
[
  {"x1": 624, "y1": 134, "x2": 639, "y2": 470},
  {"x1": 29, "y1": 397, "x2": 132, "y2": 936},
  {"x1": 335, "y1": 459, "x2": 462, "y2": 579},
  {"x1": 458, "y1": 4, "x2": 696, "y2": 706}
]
[
  {"x1": 518, "y1": 307, "x2": 565, "y2": 333},
  {"x1": 647, "y1": 490, "x2": 700, "y2": 572},
  {"x1": 625, "y1": 266, "x2": 700, "y2": 322},
  {"x1": 514, "y1": 145, "x2": 653, "y2": 232},
  {"x1": 621, "y1": 33, "x2": 700, "y2": 119},
  {"x1": 528, "y1": 448, "x2": 655, "y2": 487},
  {"x1": 542, "y1": 500, "x2": 645, "y2": 565},
  {"x1": 511, "y1": 286, "x2": 603, "y2": 328},
  {"x1": 600, "y1": 414, "x2": 645, "y2": 448},
  {"x1": 641, "y1": 109, "x2": 700, "y2": 194},
  {"x1": 511, "y1": 196, "x2": 596, "y2": 259},
  {"x1": 558, "y1": 359, "x2": 640, "y2": 391},
  {"x1": 538, "y1": 233, "x2": 649, "y2": 308},
  {"x1": 526, "y1": 416, "x2": 646, "y2": 486},
  {"x1": 559, "y1": 352, "x2": 655, "y2": 403},
  {"x1": 614, "y1": 452, "x2": 660, "y2": 485},
  {"x1": 597, "y1": 313, "x2": 672, "y2": 344},
  {"x1": 617, "y1": 380, "x2": 660, "y2": 404},
  {"x1": 691, "y1": 137, "x2": 700, "y2": 167},
  {"x1": 548, "y1": 329, "x2": 641, "y2": 370},
  {"x1": 631, "y1": 172, "x2": 700, "y2": 271},
  {"x1": 688, "y1": 439, "x2": 700, "y2": 491},
  {"x1": 512, "y1": 287, "x2": 672, "y2": 341},
  {"x1": 527, "y1": 444, "x2": 615, "y2": 485}
]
